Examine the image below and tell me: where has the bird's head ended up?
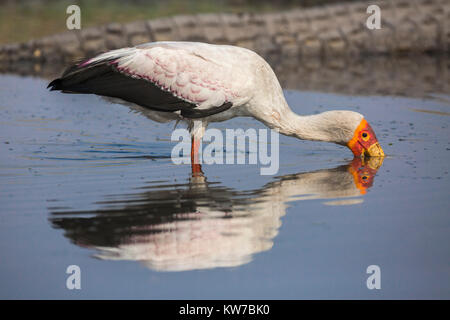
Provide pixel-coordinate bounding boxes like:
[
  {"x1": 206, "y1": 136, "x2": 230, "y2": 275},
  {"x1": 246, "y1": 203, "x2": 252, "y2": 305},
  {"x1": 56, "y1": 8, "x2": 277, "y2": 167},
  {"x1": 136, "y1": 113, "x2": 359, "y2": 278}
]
[
  {"x1": 302, "y1": 110, "x2": 385, "y2": 158},
  {"x1": 346, "y1": 117, "x2": 384, "y2": 158}
]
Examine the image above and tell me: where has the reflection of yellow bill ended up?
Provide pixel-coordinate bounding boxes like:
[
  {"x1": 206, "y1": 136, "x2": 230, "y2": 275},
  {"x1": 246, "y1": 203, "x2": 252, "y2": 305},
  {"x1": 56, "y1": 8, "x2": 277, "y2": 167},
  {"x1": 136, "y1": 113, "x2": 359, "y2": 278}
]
[
  {"x1": 365, "y1": 142, "x2": 385, "y2": 158},
  {"x1": 347, "y1": 157, "x2": 384, "y2": 194},
  {"x1": 364, "y1": 156, "x2": 384, "y2": 170}
]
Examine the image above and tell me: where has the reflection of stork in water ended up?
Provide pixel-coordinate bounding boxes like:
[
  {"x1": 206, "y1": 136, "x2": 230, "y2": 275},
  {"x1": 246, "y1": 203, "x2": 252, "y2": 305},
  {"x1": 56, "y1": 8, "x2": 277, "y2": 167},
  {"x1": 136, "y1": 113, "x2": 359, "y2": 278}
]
[{"x1": 50, "y1": 157, "x2": 383, "y2": 272}]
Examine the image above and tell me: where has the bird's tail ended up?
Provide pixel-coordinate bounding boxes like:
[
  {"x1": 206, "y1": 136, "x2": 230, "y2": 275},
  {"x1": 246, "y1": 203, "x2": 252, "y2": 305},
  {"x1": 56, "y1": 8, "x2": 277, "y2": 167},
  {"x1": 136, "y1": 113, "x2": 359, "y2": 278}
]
[{"x1": 47, "y1": 47, "x2": 137, "y2": 93}]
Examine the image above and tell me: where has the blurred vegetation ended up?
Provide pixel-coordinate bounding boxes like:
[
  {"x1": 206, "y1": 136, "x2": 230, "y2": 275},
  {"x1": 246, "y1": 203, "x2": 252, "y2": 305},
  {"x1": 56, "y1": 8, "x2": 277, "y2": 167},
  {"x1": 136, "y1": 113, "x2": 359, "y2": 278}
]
[{"x1": 0, "y1": 0, "x2": 360, "y2": 44}]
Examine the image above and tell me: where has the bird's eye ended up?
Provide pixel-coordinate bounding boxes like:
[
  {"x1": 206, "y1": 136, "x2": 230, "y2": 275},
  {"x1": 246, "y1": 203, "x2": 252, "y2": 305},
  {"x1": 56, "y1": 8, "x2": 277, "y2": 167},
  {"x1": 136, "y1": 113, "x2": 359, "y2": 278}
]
[
  {"x1": 362, "y1": 175, "x2": 368, "y2": 180},
  {"x1": 361, "y1": 132, "x2": 370, "y2": 141}
]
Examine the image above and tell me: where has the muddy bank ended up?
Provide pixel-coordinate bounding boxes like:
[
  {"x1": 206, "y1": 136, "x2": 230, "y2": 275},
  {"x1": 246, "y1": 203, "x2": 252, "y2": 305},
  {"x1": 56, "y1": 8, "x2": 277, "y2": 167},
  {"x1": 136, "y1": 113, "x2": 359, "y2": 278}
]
[{"x1": 0, "y1": 0, "x2": 449, "y2": 67}]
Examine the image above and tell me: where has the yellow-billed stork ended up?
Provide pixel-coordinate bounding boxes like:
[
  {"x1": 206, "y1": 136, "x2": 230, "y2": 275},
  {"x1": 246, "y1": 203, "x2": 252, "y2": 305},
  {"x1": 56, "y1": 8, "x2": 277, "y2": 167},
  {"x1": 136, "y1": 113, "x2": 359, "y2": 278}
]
[{"x1": 48, "y1": 41, "x2": 385, "y2": 174}]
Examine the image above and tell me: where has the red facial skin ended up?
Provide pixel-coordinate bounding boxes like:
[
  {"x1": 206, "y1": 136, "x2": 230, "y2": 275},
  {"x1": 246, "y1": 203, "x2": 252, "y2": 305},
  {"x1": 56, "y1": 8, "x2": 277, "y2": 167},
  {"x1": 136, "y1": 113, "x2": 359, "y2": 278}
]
[{"x1": 347, "y1": 119, "x2": 380, "y2": 157}]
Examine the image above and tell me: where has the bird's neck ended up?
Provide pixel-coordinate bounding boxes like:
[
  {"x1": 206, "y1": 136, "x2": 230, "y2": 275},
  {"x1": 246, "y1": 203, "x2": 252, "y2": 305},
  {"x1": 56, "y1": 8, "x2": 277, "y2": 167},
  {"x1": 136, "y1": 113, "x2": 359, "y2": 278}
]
[
  {"x1": 248, "y1": 69, "x2": 352, "y2": 145},
  {"x1": 260, "y1": 106, "x2": 338, "y2": 143},
  {"x1": 292, "y1": 111, "x2": 339, "y2": 142}
]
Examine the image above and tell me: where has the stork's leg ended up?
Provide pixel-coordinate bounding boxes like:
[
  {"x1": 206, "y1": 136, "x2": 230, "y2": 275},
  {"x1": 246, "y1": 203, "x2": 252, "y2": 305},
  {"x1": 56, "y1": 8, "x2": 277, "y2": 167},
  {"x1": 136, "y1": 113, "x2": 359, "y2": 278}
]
[{"x1": 191, "y1": 136, "x2": 202, "y2": 175}]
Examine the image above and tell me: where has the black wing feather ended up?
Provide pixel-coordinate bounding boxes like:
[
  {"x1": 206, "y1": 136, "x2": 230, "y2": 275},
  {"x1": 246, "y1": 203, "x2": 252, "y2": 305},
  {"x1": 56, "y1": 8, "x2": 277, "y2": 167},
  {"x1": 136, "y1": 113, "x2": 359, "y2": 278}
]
[{"x1": 48, "y1": 59, "x2": 232, "y2": 118}]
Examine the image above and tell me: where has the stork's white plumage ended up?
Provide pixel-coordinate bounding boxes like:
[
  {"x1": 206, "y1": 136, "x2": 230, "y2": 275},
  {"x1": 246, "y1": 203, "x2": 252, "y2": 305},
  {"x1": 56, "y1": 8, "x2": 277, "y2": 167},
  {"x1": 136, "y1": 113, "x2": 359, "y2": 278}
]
[{"x1": 48, "y1": 41, "x2": 384, "y2": 173}]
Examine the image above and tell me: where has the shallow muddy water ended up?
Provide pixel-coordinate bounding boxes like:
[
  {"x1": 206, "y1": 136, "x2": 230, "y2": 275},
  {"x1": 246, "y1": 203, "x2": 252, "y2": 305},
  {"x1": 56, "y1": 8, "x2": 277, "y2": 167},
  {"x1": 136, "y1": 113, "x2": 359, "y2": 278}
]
[{"x1": 0, "y1": 73, "x2": 449, "y2": 299}]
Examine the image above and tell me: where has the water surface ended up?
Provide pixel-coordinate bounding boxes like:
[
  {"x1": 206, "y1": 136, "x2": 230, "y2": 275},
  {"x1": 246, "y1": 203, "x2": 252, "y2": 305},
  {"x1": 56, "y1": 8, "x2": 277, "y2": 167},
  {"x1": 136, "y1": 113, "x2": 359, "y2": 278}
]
[{"x1": 0, "y1": 73, "x2": 449, "y2": 299}]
